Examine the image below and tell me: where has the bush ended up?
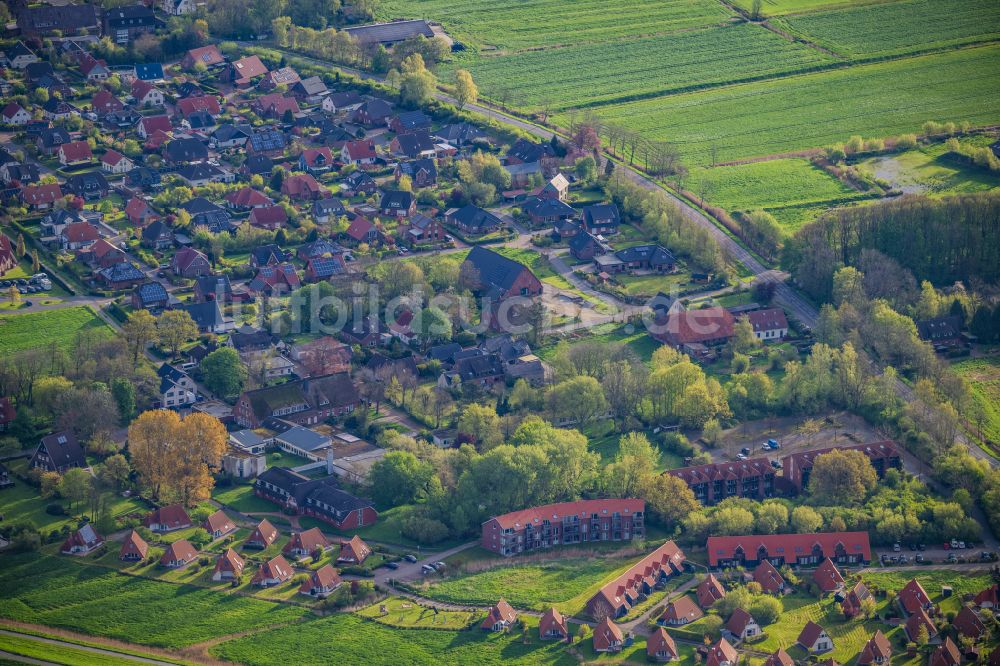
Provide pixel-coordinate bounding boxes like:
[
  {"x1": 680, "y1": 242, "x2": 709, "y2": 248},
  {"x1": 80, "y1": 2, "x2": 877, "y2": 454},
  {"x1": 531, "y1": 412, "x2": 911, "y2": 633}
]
[
  {"x1": 895, "y1": 134, "x2": 918, "y2": 150},
  {"x1": 401, "y1": 515, "x2": 450, "y2": 545},
  {"x1": 45, "y1": 503, "x2": 66, "y2": 516}
]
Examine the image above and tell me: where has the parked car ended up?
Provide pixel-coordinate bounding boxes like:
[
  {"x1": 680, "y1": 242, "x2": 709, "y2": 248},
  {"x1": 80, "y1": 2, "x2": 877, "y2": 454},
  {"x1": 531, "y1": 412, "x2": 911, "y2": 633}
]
[
  {"x1": 740, "y1": 447, "x2": 751, "y2": 456},
  {"x1": 404, "y1": 554, "x2": 418, "y2": 563},
  {"x1": 421, "y1": 564, "x2": 435, "y2": 574},
  {"x1": 958, "y1": 541, "x2": 966, "y2": 549},
  {"x1": 385, "y1": 561, "x2": 399, "y2": 570},
  {"x1": 917, "y1": 543, "x2": 926, "y2": 551},
  {"x1": 737, "y1": 453, "x2": 747, "y2": 461},
  {"x1": 950, "y1": 539, "x2": 960, "y2": 549},
  {"x1": 770, "y1": 460, "x2": 782, "y2": 469},
  {"x1": 767, "y1": 439, "x2": 780, "y2": 449},
  {"x1": 434, "y1": 561, "x2": 446, "y2": 569},
  {"x1": 947, "y1": 553, "x2": 958, "y2": 563},
  {"x1": 893, "y1": 543, "x2": 901, "y2": 552},
  {"x1": 915, "y1": 554, "x2": 925, "y2": 563}
]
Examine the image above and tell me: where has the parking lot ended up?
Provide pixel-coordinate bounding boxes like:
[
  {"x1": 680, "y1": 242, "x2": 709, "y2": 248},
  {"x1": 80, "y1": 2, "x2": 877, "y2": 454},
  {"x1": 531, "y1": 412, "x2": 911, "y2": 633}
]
[{"x1": 1, "y1": 272, "x2": 53, "y2": 295}]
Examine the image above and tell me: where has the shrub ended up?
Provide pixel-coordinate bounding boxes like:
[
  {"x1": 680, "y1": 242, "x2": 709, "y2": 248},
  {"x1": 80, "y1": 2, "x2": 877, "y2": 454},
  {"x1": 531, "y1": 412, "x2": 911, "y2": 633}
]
[
  {"x1": 401, "y1": 515, "x2": 450, "y2": 545},
  {"x1": 45, "y1": 503, "x2": 66, "y2": 516},
  {"x1": 895, "y1": 134, "x2": 918, "y2": 150}
]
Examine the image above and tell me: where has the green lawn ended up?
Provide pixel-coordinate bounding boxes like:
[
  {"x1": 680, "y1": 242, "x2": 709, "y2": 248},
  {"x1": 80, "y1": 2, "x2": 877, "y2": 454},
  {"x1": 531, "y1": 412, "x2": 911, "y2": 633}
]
[
  {"x1": 492, "y1": 247, "x2": 557, "y2": 280},
  {"x1": 535, "y1": 323, "x2": 660, "y2": 365},
  {"x1": 857, "y1": 139, "x2": 1000, "y2": 197},
  {"x1": 0, "y1": 554, "x2": 308, "y2": 649},
  {"x1": 0, "y1": 306, "x2": 114, "y2": 354},
  {"x1": 776, "y1": 0, "x2": 1000, "y2": 59},
  {"x1": 561, "y1": 44, "x2": 1000, "y2": 166},
  {"x1": 417, "y1": 553, "x2": 641, "y2": 615},
  {"x1": 212, "y1": 611, "x2": 575, "y2": 665},
  {"x1": 727, "y1": 0, "x2": 878, "y2": 16},
  {"x1": 587, "y1": 424, "x2": 685, "y2": 469},
  {"x1": 211, "y1": 483, "x2": 279, "y2": 514},
  {"x1": 615, "y1": 272, "x2": 692, "y2": 299},
  {"x1": 356, "y1": 597, "x2": 481, "y2": 629},
  {"x1": 952, "y1": 356, "x2": 1000, "y2": 444},
  {"x1": 0, "y1": 632, "x2": 146, "y2": 666}
]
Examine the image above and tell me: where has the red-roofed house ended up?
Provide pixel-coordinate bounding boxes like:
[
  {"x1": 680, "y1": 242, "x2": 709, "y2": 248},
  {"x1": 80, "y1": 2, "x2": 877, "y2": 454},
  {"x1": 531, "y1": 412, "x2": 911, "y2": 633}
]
[
  {"x1": 101, "y1": 149, "x2": 134, "y2": 174},
  {"x1": 726, "y1": 608, "x2": 760, "y2": 642},
  {"x1": 171, "y1": 247, "x2": 211, "y2": 278},
  {"x1": 61, "y1": 524, "x2": 103, "y2": 555},
  {"x1": 858, "y1": 631, "x2": 892, "y2": 665},
  {"x1": 341, "y1": 140, "x2": 377, "y2": 166},
  {"x1": 80, "y1": 56, "x2": 110, "y2": 81},
  {"x1": 697, "y1": 574, "x2": 727, "y2": 609},
  {"x1": 138, "y1": 115, "x2": 172, "y2": 139},
  {"x1": 249, "y1": 205, "x2": 288, "y2": 231},
  {"x1": 659, "y1": 595, "x2": 703, "y2": 626},
  {"x1": 92, "y1": 90, "x2": 124, "y2": 115},
  {"x1": 482, "y1": 499, "x2": 646, "y2": 557},
  {"x1": 283, "y1": 527, "x2": 330, "y2": 558},
  {"x1": 953, "y1": 606, "x2": 986, "y2": 640},
  {"x1": 781, "y1": 442, "x2": 901, "y2": 492},
  {"x1": 212, "y1": 548, "x2": 245, "y2": 581},
  {"x1": 21, "y1": 183, "x2": 63, "y2": 210},
  {"x1": 481, "y1": 599, "x2": 517, "y2": 632},
  {"x1": 125, "y1": 197, "x2": 158, "y2": 226},
  {"x1": 753, "y1": 560, "x2": 787, "y2": 595},
  {"x1": 119, "y1": 529, "x2": 148, "y2": 561},
  {"x1": 182, "y1": 45, "x2": 224, "y2": 70},
  {"x1": 246, "y1": 519, "x2": 279, "y2": 549},
  {"x1": 652, "y1": 306, "x2": 735, "y2": 349},
  {"x1": 648, "y1": 627, "x2": 679, "y2": 662},
  {"x1": 930, "y1": 638, "x2": 962, "y2": 666},
  {"x1": 60, "y1": 222, "x2": 99, "y2": 251},
  {"x1": 706, "y1": 638, "x2": 738, "y2": 666},
  {"x1": 253, "y1": 93, "x2": 299, "y2": 118},
  {"x1": 797, "y1": 620, "x2": 833, "y2": 653},
  {"x1": 143, "y1": 504, "x2": 192, "y2": 533},
  {"x1": 2, "y1": 102, "x2": 31, "y2": 125},
  {"x1": 176, "y1": 96, "x2": 221, "y2": 118},
  {"x1": 593, "y1": 617, "x2": 624, "y2": 653},
  {"x1": 842, "y1": 581, "x2": 873, "y2": 619},
  {"x1": 764, "y1": 649, "x2": 795, "y2": 666},
  {"x1": 252, "y1": 555, "x2": 293, "y2": 586},
  {"x1": 299, "y1": 147, "x2": 334, "y2": 174},
  {"x1": 337, "y1": 535, "x2": 372, "y2": 564},
  {"x1": 586, "y1": 541, "x2": 686, "y2": 619},
  {"x1": 539, "y1": 607, "x2": 569, "y2": 641},
  {"x1": 225, "y1": 187, "x2": 272, "y2": 210},
  {"x1": 746, "y1": 308, "x2": 789, "y2": 341},
  {"x1": 813, "y1": 558, "x2": 844, "y2": 593},
  {"x1": 899, "y1": 578, "x2": 932, "y2": 615},
  {"x1": 131, "y1": 79, "x2": 164, "y2": 108},
  {"x1": 706, "y1": 532, "x2": 871, "y2": 568},
  {"x1": 225, "y1": 56, "x2": 268, "y2": 86},
  {"x1": 299, "y1": 564, "x2": 341, "y2": 598},
  {"x1": 344, "y1": 216, "x2": 379, "y2": 244},
  {"x1": 281, "y1": 174, "x2": 326, "y2": 200},
  {"x1": 904, "y1": 608, "x2": 937, "y2": 643},
  {"x1": 248, "y1": 263, "x2": 301, "y2": 296},
  {"x1": 160, "y1": 539, "x2": 198, "y2": 568},
  {"x1": 58, "y1": 140, "x2": 93, "y2": 166},
  {"x1": 975, "y1": 584, "x2": 999, "y2": 609},
  {"x1": 203, "y1": 510, "x2": 236, "y2": 539}
]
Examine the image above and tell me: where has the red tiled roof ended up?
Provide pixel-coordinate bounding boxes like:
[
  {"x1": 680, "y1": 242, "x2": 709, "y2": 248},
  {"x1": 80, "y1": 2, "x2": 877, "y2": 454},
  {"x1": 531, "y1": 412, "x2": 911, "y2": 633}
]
[
  {"x1": 590, "y1": 541, "x2": 686, "y2": 613},
  {"x1": 813, "y1": 558, "x2": 844, "y2": 593},
  {"x1": 697, "y1": 574, "x2": 727, "y2": 609},
  {"x1": 764, "y1": 649, "x2": 795, "y2": 666},
  {"x1": 22, "y1": 183, "x2": 63, "y2": 205},
  {"x1": 659, "y1": 306, "x2": 735, "y2": 345},
  {"x1": 706, "y1": 532, "x2": 872, "y2": 567},
  {"x1": 668, "y1": 458, "x2": 773, "y2": 487},
  {"x1": 185, "y1": 45, "x2": 224, "y2": 67},
  {"x1": 488, "y1": 499, "x2": 644, "y2": 531},
  {"x1": 249, "y1": 205, "x2": 288, "y2": 228},
  {"x1": 281, "y1": 173, "x2": 324, "y2": 198},
  {"x1": 203, "y1": 510, "x2": 235, "y2": 535},
  {"x1": 797, "y1": 620, "x2": 827, "y2": 648},
  {"x1": 92, "y1": 90, "x2": 123, "y2": 113},
  {"x1": 930, "y1": 638, "x2": 962, "y2": 666},
  {"x1": 300, "y1": 564, "x2": 340, "y2": 594},
  {"x1": 953, "y1": 606, "x2": 986, "y2": 639},
  {"x1": 231, "y1": 56, "x2": 268, "y2": 81},
  {"x1": 753, "y1": 560, "x2": 785, "y2": 594},
  {"x1": 858, "y1": 630, "x2": 891, "y2": 665},
  {"x1": 248, "y1": 519, "x2": 278, "y2": 547},
  {"x1": 253, "y1": 555, "x2": 293, "y2": 584},
  {"x1": 647, "y1": 627, "x2": 677, "y2": 659},
  {"x1": 345, "y1": 215, "x2": 375, "y2": 241},
  {"x1": 745, "y1": 307, "x2": 788, "y2": 333},
  {"x1": 592, "y1": 617, "x2": 623, "y2": 651},
  {"x1": 539, "y1": 607, "x2": 568, "y2": 638},
  {"x1": 62, "y1": 222, "x2": 99, "y2": 243},
  {"x1": 161, "y1": 539, "x2": 197, "y2": 564},
  {"x1": 975, "y1": 584, "x2": 999, "y2": 607},
  {"x1": 706, "y1": 638, "x2": 738, "y2": 666},
  {"x1": 726, "y1": 607, "x2": 755, "y2": 635},
  {"x1": 2, "y1": 102, "x2": 24, "y2": 119},
  {"x1": 102, "y1": 149, "x2": 127, "y2": 166},
  {"x1": 899, "y1": 578, "x2": 932, "y2": 614},
  {"x1": 132, "y1": 79, "x2": 156, "y2": 100},
  {"x1": 284, "y1": 527, "x2": 329, "y2": 555},
  {"x1": 904, "y1": 608, "x2": 936, "y2": 642},
  {"x1": 59, "y1": 140, "x2": 93, "y2": 162},
  {"x1": 214, "y1": 548, "x2": 245, "y2": 577},
  {"x1": 177, "y1": 96, "x2": 221, "y2": 117},
  {"x1": 481, "y1": 598, "x2": 517, "y2": 629},
  {"x1": 172, "y1": 246, "x2": 207, "y2": 272},
  {"x1": 343, "y1": 140, "x2": 376, "y2": 161},
  {"x1": 301, "y1": 147, "x2": 333, "y2": 167},
  {"x1": 337, "y1": 535, "x2": 371, "y2": 563},
  {"x1": 225, "y1": 187, "x2": 272, "y2": 208},
  {"x1": 140, "y1": 115, "x2": 172, "y2": 134},
  {"x1": 119, "y1": 529, "x2": 148, "y2": 560},
  {"x1": 661, "y1": 595, "x2": 703, "y2": 624},
  {"x1": 255, "y1": 93, "x2": 299, "y2": 116},
  {"x1": 143, "y1": 504, "x2": 192, "y2": 530}
]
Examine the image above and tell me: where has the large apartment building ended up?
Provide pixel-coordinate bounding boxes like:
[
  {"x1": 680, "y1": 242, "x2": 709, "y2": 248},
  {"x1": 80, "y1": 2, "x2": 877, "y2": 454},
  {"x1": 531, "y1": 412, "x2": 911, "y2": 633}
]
[
  {"x1": 667, "y1": 458, "x2": 774, "y2": 505},
  {"x1": 781, "y1": 442, "x2": 901, "y2": 492},
  {"x1": 481, "y1": 499, "x2": 645, "y2": 557}
]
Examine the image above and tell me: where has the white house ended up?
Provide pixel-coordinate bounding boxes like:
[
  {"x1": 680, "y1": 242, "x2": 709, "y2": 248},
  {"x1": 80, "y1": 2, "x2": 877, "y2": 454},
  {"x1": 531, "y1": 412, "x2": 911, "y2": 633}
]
[
  {"x1": 798, "y1": 621, "x2": 834, "y2": 654},
  {"x1": 101, "y1": 150, "x2": 134, "y2": 174},
  {"x1": 2, "y1": 103, "x2": 31, "y2": 125}
]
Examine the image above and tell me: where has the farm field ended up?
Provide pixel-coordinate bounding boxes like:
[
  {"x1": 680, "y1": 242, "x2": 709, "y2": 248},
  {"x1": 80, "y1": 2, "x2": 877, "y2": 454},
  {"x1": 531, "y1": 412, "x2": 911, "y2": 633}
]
[
  {"x1": 379, "y1": 0, "x2": 730, "y2": 51},
  {"x1": 727, "y1": 0, "x2": 882, "y2": 16},
  {"x1": 449, "y1": 23, "x2": 834, "y2": 111},
  {"x1": 856, "y1": 139, "x2": 1000, "y2": 196},
  {"x1": 0, "y1": 306, "x2": 114, "y2": 355},
  {"x1": 952, "y1": 356, "x2": 1000, "y2": 444},
  {"x1": 554, "y1": 44, "x2": 1000, "y2": 166},
  {"x1": 775, "y1": 0, "x2": 1000, "y2": 59},
  {"x1": 0, "y1": 631, "x2": 177, "y2": 666},
  {"x1": 0, "y1": 555, "x2": 307, "y2": 649},
  {"x1": 211, "y1": 613, "x2": 576, "y2": 666}
]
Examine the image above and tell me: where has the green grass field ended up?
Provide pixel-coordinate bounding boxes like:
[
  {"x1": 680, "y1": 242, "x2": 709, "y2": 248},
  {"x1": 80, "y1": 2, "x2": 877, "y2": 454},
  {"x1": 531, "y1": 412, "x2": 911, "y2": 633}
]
[
  {"x1": 451, "y1": 22, "x2": 834, "y2": 111},
  {"x1": 0, "y1": 555, "x2": 307, "y2": 649},
  {"x1": 211, "y1": 613, "x2": 576, "y2": 665},
  {"x1": 356, "y1": 597, "x2": 480, "y2": 629},
  {"x1": 776, "y1": 0, "x2": 1000, "y2": 59},
  {"x1": 417, "y1": 555, "x2": 634, "y2": 614},
  {"x1": 556, "y1": 44, "x2": 1000, "y2": 166},
  {"x1": 0, "y1": 632, "x2": 141, "y2": 666},
  {"x1": 728, "y1": 0, "x2": 879, "y2": 16},
  {"x1": 0, "y1": 306, "x2": 114, "y2": 354},
  {"x1": 211, "y1": 483, "x2": 280, "y2": 514},
  {"x1": 686, "y1": 159, "x2": 862, "y2": 211},
  {"x1": 380, "y1": 0, "x2": 730, "y2": 51},
  {"x1": 856, "y1": 139, "x2": 1000, "y2": 196},
  {"x1": 952, "y1": 356, "x2": 1000, "y2": 444}
]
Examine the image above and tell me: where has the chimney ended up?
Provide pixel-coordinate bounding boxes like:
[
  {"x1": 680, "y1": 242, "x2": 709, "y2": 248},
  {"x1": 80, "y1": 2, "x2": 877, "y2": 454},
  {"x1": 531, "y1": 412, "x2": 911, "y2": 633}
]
[{"x1": 326, "y1": 448, "x2": 334, "y2": 476}]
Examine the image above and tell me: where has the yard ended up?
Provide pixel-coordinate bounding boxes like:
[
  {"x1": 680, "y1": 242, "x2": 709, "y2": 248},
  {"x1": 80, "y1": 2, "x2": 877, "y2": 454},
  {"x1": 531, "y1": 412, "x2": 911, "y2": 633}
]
[
  {"x1": 535, "y1": 323, "x2": 660, "y2": 365},
  {"x1": 356, "y1": 597, "x2": 481, "y2": 629},
  {"x1": 0, "y1": 306, "x2": 114, "y2": 355},
  {"x1": 211, "y1": 612, "x2": 576, "y2": 665},
  {"x1": 211, "y1": 482, "x2": 280, "y2": 514},
  {"x1": 952, "y1": 355, "x2": 1000, "y2": 444},
  {"x1": 0, "y1": 554, "x2": 308, "y2": 649}
]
